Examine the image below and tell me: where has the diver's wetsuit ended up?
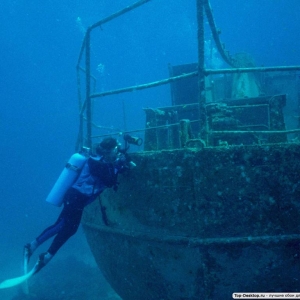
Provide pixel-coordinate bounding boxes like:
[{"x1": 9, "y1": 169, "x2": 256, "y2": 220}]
[
  {"x1": 35, "y1": 188, "x2": 88, "y2": 255},
  {"x1": 34, "y1": 154, "x2": 127, "y2": 256}
]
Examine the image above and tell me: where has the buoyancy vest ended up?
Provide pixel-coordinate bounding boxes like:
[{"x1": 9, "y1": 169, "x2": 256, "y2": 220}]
[{"x1": 88, "y1": 156, "x2": 118, "y2": 188}]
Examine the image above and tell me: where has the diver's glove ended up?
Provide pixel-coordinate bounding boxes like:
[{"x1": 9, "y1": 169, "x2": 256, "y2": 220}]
[
  {"x1": 115, "y1": 153, "x2": 136, "y2": 172},
  {"x1": 124, "y1": 153, "x2": 136, "y2": 169},
  {"x1": 128, "y1": 160, "x2": 136, "y2": 169}
]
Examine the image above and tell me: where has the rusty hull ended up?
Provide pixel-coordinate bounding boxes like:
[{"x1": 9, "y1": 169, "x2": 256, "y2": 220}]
[{"x1": 82, "y1": 143, "x2": 300, "y2": 299}]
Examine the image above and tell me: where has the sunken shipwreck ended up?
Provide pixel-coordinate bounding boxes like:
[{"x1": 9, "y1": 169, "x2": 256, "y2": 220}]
[{"x1": 75, "y1": 0, "x2": 300, "y2": 299}]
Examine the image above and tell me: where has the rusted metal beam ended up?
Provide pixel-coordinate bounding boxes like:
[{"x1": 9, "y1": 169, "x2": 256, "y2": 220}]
[{"x1": 197, "y1": 0, "x2": 207, "y2": 141}]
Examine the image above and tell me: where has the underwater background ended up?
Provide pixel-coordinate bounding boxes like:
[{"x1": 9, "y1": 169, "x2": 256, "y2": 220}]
[{"x1": 0, "y1": 0, "x2": 300, "y2": 299}]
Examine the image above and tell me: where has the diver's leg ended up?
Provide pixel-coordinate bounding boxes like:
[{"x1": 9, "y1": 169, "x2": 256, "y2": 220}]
[
  {"x1": 24, "y1": 209, "x2": 66, "y2": 264},
  {"x1": 47, "y1": 198, "x2": 84, "y2": 256},
  {"x1": 33, "y1": 189, "x2": 86, "y2": 274},
  {"x1": 23, "y1": 188, "x2": 76, "y2": 263}
]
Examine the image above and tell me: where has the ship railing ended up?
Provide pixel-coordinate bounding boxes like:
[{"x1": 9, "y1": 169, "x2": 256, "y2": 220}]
[{"x1": 75, "y1": 0, "x2": 300, "y2": 151}]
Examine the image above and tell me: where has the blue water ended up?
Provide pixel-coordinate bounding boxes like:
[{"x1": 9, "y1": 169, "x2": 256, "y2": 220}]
[{"x1": 0, "y1": 0, "x2": 300, "y2": 299}]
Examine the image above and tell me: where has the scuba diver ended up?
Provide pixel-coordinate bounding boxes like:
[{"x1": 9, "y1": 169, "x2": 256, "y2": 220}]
[{"x1": 24, "y1": 137, "x2": 135, "y2": 275}]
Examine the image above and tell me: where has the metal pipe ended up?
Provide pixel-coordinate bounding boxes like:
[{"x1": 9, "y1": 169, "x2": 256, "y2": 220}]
[
  {"x1": 76, "y1": 34, "x2": 87, "y2": 69},
  {"x1": 90, "y1": 71, "x2": 198, "y2": 98},
  {"x1": 205, "y1": 65, "x2": 300, "y2": 75},
  {"x1": 77, "y1": 0, "x2": 151, "y2": 67},
  {"x1": 210, "y1": 129, "x2": 300, "y2": 135},
  {"x1": 85, "y1": 28, "x2": 92, "y2": 149},
  {"x1": 87, "y1": 65, "x2": 300, "y2": 100},
  {"x1": 77, "y1": 0, "x2": 152, "y2": 148},
  {"x1": 204, "y1": 0, "x2": 237, "y2": 67},
  {"x1": 90, "y1": 0, "x2": 151, "y2": 30},
  {"x1": 196, "y1": 0, "x2": 206, "y2": 140}
]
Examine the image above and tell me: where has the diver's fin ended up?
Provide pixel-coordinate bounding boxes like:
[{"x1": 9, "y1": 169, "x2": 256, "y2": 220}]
[
  {"x1": 0, "y1": 267, "x2": 35, "y2": 289},
  {"x1": 22, "y1": 247, "x2": 29, "y2": 294}
]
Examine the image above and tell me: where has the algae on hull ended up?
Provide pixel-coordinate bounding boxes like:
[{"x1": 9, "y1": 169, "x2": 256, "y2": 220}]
[{"x1": 82, "y1": 144, "x2": 300, "y2": 299}]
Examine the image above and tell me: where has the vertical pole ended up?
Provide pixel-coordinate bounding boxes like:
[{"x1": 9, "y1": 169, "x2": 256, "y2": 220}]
[
  {"x1": 196, "y1": 0, "x2": 207, "y2": 141},
  {"x1": 85, "y1": 28, "x2": 92, "y2": 149},
  {"x1": 75, "y1": 66, "x2": 83, "y2": 151}
]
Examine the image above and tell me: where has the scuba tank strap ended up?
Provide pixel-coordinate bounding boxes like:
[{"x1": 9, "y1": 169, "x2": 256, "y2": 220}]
[
  {"x1": 46, "y1": 153, "x2": 88, "y2": 207},
  {"x1": 65, "y1": 162, "x2": 83, "y2": 172},
  {"x1": 65, "y1": 147, "x2": 89, "y2": 173}
]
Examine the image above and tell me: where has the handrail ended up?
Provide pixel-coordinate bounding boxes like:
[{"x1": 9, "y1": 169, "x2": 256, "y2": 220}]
[
  {"x1": 76, "y1": 0, "x2": 152, "y2": 68},
  {"x1": 87, "y1": 65, "x2": 300, "y2": 99},
  {"x1": 90, "y1": 122, "x2": 300, "y2": 140},
  {"x1": 211, "y1": 129, "x2": 300, "y2": 135},
  {"x1": 205, "y1": 65, "x2": 300, "y2": 75},
  {"x1": 90, "y1": 0, "x2": 151, "y2": 31},
  {"x1": 90, "y1": 71, "x2": 198, "y2": 98},
  {"x1": 78, "y1": 0, "x2": 152, "y2": 149},
  {"x1": 75, "y1": 0, "x2": 300, "y2": 150}
]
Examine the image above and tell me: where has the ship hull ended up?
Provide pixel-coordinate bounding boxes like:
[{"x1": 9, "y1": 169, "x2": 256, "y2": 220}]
[{"x1": 82, "y1": 144, "x2": 300, "y2": 299}]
